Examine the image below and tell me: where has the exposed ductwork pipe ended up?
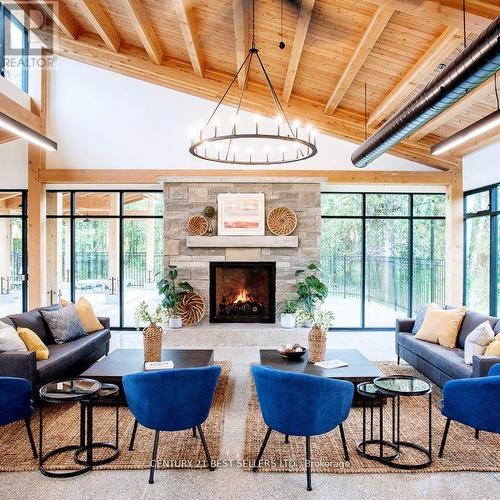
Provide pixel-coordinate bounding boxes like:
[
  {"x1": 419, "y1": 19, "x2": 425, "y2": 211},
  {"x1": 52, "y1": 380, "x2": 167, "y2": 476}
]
[{"x1": 351, "y1": 16, "x2": 500, "y2": 168}]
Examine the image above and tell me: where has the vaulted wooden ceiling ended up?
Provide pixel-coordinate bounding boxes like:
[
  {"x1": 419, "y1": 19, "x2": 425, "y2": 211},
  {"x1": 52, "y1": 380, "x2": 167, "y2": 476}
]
[{"x1": 27, "y1": 0, "x2": 500, "y2": 171}]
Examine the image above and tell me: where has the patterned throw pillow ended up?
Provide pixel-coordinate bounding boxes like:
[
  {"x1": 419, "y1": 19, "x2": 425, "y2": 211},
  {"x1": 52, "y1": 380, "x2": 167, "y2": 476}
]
[
  {"x1": 40, "y1": 303, "x2": 87, "y2": 344},
  {"x1": 464, "y1": 322, "x2": 495, "y2": 364}
]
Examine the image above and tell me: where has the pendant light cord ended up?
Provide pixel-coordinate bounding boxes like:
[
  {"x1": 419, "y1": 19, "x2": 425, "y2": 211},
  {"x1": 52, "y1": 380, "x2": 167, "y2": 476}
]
[
  {"x1": 252, "y1": 0, "x2": 256, "y2": 48},
  {"x1": 364, "y1": 82, "x2": 367, "y2": 141},
  {"x1": 463, "y1": 0, "x2": 467, "y2": 48},
  {"x1": 495, "y1": 72, "x2": 499, "y2": 111}
]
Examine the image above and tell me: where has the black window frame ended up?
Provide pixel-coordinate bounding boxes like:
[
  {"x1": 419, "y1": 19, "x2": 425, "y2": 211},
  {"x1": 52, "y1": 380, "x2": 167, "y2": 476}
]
[
  {"x1": 0, "y1": 189, "x2": 28, "y2": 312},
  {"x1": 0, "y1": 2, "x2": 29, "y2": 92},
  {"x1": 321, "y1": 192, "x2": 446, "y2": 330},
  {"x1": 46, "y1": 189, "x2": 164, "y2": 329},
  {"x1": 463, "y1": 182, "x2": 499, "y2": 316}
]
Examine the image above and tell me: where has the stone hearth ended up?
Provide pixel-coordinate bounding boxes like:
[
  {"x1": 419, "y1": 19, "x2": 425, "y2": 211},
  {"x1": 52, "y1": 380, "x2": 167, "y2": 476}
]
[{"x1": 161, "y1": 176, "x2": 324, "y2": 325}]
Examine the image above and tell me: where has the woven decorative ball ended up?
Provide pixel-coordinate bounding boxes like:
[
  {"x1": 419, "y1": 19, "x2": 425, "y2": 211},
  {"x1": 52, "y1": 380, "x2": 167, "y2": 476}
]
[
  {"x1": 267, "y1": 207, "x2": 297, "y2": 236},
  {"x1": 178, "y1": 292, "x2": 205, "y2": 326},
  {"x1": 187, "y1": 215, "x2": 208, "y2": 236}
]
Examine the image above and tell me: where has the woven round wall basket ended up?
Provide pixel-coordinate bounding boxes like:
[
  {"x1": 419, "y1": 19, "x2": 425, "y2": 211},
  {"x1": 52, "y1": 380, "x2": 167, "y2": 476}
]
[
  {"x1": 187, "y1": 215, "x2": 208, "y2": 236},
  {"x1": 267, "y1": 207, "x2": 298, "y2": 236},
  {"x1": 178, "y1": 292, "x2": 205, "y2": 326}
]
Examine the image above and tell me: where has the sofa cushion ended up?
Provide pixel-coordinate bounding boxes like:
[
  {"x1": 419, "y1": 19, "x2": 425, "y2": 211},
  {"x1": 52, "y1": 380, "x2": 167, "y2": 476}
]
[
  {"x1": 0, "y1": 321, "x2": 27, "y2": 352},
  {"x1": 40, "y1": 304, "x2": 87, "y2": 345},
  {"x1": 494, "y1": 320, "x2": 500, "y2": 335},
  {"x1": 36, "y1": 329, "x2": 110, "y2": 382},
  {"x1": 457, "y1": 311, "x2": 498, "y2": 350},
  {"x1": 397, "y1": 332, "x2": 472, "y2": 380},
  {"x1": 415, "y1": 304, "x2": 466, "y2": 347},
  {"x1": 9, "y1": 309, "x2": 54, "y2": 345}
]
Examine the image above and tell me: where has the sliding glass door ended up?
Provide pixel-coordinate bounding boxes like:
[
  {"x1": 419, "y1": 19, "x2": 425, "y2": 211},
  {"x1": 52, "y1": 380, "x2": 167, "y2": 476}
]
[
  {"x1": 46, "y1": 191, "x2": 163, "y2": 328},
  {"x1": 0, "y1": 191, "x2": 27, "y2": 315},
  {"x1": 321, "y1": 192, "x2": 445, "y2": 329}
]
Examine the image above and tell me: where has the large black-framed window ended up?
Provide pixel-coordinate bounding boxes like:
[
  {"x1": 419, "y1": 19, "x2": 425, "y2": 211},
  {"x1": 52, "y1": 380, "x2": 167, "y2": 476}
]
[
  {"x1": 0, "y1": 190, "x2": 27, "y2": 315},
  {"x1": 321, "y1": 192, "x2": 446, "y2": 329},
  {"x1": 0, "y1": 3, "x2": 29, "y2": 92},
  {"x1": 463, "y1": 182, "x2": 499, "y2": 316},
  {"x1": 46, "y1": 190, "x2": 163, "y2": 329}
]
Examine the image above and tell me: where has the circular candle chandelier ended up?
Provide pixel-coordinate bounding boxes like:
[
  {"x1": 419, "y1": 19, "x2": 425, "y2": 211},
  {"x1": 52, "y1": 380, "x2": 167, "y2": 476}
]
[{"x1": 188, "y1": 1, "x2": 317, "y2": 166}]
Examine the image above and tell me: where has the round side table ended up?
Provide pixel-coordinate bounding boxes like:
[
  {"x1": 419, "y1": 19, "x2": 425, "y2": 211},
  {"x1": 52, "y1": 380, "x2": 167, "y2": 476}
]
[
  {"x1": 356, "y1": 382, "x2": 400, "y2": 462},
  {"x1": 373, "y1": 375, "x2": 433, "y2": 470},
  {"x1": 74, "y1": 383, "x2": 120, "y2": 466},
  {"x1": 39, "y1": 378, "x2": 101, "y2": 478}
]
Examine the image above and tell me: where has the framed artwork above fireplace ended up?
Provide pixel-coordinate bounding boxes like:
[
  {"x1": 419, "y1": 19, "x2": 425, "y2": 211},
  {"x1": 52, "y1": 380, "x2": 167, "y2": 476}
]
[{"x1": 217, "y1": 193, "x2": 265, "y2": 236}]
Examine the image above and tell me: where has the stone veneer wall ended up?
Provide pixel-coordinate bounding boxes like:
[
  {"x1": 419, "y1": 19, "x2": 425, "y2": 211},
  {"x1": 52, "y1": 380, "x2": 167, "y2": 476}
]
[{"x1": 163, "y1": 178, "x2": 322, "y2": 324}]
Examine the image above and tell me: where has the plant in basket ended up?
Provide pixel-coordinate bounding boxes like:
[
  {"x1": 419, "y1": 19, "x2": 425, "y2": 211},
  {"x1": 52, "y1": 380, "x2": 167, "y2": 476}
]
[{"x1": 134, "y1": 301, "x2": 167, "y2": 363}]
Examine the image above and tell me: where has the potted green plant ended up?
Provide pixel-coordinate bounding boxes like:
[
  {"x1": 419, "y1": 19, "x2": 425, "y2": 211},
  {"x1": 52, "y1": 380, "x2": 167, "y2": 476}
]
[
  {"x1": 157, "y1": 265, "x2": 193, "y2": 328},
  {"x1": 278, "y1": 298, "x2": 298, "y2": 328},
  {"x1": 297, "y1": 301, "x2": 335, "y2": 363},
  {"x1": 295, "y1": 263, "x2": 328, "y2": 326}
]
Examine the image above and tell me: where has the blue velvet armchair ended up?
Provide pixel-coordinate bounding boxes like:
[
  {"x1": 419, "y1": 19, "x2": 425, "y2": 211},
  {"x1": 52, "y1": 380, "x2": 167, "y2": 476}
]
[
  {"x1": 251, "y1": 365, "x2": 354, "y2": 491},
  {"x1": 438, "y1": 363, "x2": 500, "y2": 457},
  {"x1": 123, "y1": 365, "x2": 221, "y2": 483},
  {"x1": 0, "y1": 377, "x2": 37, "y2": 459}
]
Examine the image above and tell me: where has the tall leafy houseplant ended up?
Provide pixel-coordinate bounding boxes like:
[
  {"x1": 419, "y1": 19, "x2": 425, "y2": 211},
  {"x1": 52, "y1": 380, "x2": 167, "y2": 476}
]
[
  {"x1": 157, "y1": 265, "x2": 193, "y2": 328},
  {"x1": 295, "y1": 263, "x2": 328, "y2": 317}
]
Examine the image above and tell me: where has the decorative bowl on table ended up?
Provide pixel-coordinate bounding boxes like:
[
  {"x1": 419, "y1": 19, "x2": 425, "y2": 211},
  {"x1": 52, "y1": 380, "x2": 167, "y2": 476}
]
[{"x1": 278, "y1": 344, "x2": 307, "y2": 360}]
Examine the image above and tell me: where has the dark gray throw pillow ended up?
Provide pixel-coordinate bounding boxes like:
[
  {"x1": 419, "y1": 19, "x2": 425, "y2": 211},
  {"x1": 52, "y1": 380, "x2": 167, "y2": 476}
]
[
  {"x1": 40, "y1": 303, "x2": 87, "y2": 344},
  {"x1": 412, "y1": 305, "x2": 428, "y2": 334}
]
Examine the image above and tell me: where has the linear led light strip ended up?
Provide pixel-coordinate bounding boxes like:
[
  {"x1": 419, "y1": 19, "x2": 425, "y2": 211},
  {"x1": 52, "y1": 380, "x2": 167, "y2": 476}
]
[
  {"x1": 0, "y1": 111, "x2": 57, "y2": 151},
  {"x1": 431, "y1": 109, "x2": 500, "y2": 155}
]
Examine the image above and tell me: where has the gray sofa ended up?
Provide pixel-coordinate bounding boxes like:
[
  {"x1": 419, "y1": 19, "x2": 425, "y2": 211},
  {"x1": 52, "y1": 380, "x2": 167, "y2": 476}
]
[
  {"x1": 396, "y1": 308, "x2": 500, "y2": 387},
  {"x1": 0, "y1": 305, "x2": 110, "y2": 392}
]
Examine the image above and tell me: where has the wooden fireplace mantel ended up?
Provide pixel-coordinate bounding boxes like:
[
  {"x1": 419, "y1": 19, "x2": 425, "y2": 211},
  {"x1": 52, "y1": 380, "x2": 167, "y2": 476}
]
[{"x1": 186, "y1": 235, "x2": 299, "y2": 248}]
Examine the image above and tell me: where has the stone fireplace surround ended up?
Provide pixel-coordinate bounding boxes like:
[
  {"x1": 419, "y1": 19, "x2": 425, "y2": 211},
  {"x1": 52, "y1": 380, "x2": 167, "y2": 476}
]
[{"x1": 161, "y1": 176, "x2": 323, "y2": 336}]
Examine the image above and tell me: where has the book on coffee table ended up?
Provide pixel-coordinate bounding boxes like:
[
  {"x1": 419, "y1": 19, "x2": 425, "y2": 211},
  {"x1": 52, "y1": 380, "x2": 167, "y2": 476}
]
[
  {"x1": 144, "y1": 360, "x2": 174, "y2": 371},
  {"x1": 315, "y1": 359, "x2": 348, "y2": 369}
]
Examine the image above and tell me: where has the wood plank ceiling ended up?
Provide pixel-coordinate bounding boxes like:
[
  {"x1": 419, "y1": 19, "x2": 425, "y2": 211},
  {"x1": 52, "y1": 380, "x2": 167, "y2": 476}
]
[{"x1": 29, "y1": 0, "x2": 500, "y2": 171}]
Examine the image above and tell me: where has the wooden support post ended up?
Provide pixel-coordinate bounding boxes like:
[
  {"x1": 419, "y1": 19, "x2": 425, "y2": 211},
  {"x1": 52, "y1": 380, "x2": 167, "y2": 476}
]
[
  {"x1": 27, "y1": 49, "x2": 48, "y2": 308},
  {"x1": 445, "y1": 167, "x2": 464, "y2": 305},
  {"x1": 27, "y1": 148, "x2": 47, "y2": 308}
]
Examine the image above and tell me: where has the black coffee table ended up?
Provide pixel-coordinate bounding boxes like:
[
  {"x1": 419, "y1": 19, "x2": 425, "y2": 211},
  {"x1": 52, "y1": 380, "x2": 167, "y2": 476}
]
[
  {"x1": 259, "y1": 349, "x2": 383, "y2": 406},
  {"x1": 81, "y1": 349, "x2": 215, "y2": 402}
]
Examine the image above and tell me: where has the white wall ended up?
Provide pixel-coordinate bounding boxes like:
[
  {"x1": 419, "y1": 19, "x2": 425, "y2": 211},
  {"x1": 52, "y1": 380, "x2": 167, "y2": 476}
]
[
  {"x1": 0, "y1": 139, "x2": 28, "y2": 189},
  {"x1": 463, "y1": 141, "x2": 500, "y2": 191},
  {"x1": 46, "y1": 57, "x2": 434, "y2": 172}
]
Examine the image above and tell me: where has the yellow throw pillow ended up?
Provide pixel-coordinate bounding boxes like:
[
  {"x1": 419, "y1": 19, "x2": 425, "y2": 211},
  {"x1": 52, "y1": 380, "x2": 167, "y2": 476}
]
[
  {"x1": 415, "y1": 304, "x2": 466, "y2": 348},
  {"x1": 17, "y1": 328, "x2": 49, "y2": 361},
  {"x1": 61, "y1": 297, "x2": 103, "y2": 333},
  {"x1": 485, "y1": 333, "x2": 500, "y2": 355}
]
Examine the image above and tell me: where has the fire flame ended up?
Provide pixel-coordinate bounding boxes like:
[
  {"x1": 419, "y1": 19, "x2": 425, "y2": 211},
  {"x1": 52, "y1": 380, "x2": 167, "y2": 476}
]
[{"x1": 233, "y1": 288, "x2": 250, "y2": 304}]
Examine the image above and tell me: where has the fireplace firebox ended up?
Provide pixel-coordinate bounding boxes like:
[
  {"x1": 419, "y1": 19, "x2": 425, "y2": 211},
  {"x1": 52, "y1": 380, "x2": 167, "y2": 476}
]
[{"x1": 209, "y1": 262, "x2": 276, "y2": 323}]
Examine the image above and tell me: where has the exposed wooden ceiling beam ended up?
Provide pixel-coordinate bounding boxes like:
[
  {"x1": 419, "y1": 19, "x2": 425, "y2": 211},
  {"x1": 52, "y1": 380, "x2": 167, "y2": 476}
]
[
  {"x1": 367, "y1": 27, "x2": 462, "y2": 129},
  {"x1": 282, "y1": 0, "x2": 315, "y2": 103},
  {"x1": 172, "y1": 0, "x2": 204, "y2": 77},
  {"x1": 80, "y1": 0, "x2": 121, "y2": 52},
  {"x1": 39, "y1": 32, "x2": 458, "y2": 170},
  {"x1": 367, "y1": 0, "x2": 497, "y2": 34},
  {"x1": 233, "y1": 0, "x2": 249, "y2": 88},
  {"x1": 120, "y1": 0, "x2": 163, "y2": 65},
  {"x1": 33, "y1": 0, "x2": 80, "y2": 40},
  {"x1": 0, "y1": 130, "x2": 17, "y2": 145},
  {"x1": 324, "y1": 6, "x2": 394, "y2": 115},
  {"x1": 0, "y1": 91, "x2": 43, "y2": 134},
  {"x1": 39, "y1": 168, "x2": 453, "y2": 186},
  {"x1": 410, "y1": 79, "x2": 495, "y2": 141}
]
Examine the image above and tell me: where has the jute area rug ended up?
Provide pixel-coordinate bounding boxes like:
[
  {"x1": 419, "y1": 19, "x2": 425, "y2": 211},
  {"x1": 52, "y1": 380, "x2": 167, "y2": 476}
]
[
  {"x1": 244, "y1": 362, "x2": 500, "y2": 474},
  {"x1": 0, "y1": 362, "x2": 232, "y2": 472}
]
